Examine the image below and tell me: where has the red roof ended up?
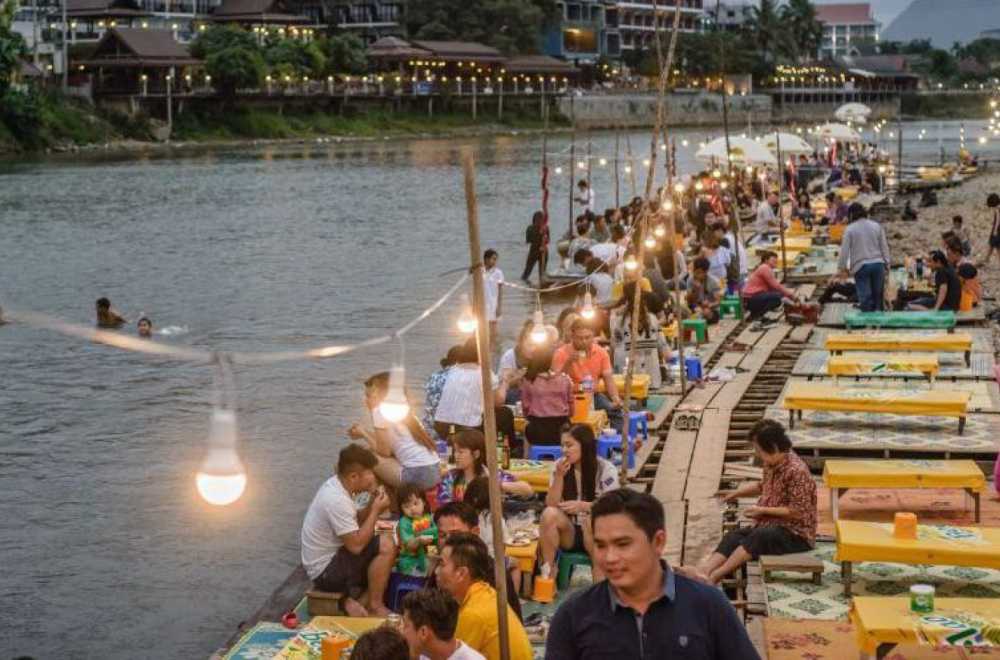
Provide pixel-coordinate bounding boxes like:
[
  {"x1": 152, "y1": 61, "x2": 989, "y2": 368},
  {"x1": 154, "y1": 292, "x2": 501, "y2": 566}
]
[{"x1": 816, "y1": 3, "x2": 874, "y2": 25}]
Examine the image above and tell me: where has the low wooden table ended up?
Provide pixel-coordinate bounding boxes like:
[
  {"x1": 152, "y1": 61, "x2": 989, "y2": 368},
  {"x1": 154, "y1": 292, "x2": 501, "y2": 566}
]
[
  {"x1": 851, "y1": 597, "x2": 1000, "y2": 660},
  {"x1": 514, "y1": 409, "x2": 607, "y2": 437},
  {"x1": 826, "y1": 353, "x2": 939, "y2": 385},
  {"x1": 505, "y1": 538, "x2": 540, "y2": 597},
  {"x1": 836, "y1": 520, "x2": 1000, "y2": 597},
  {"x1": 823, "y1": 459, "x2": 985, "y2": 522},
  {"x1": 824, "y1": 332, "x2": 972, "y2": 366},
  {"x1": 507, "y1": 459, "x2": 552, "y2": 493}
]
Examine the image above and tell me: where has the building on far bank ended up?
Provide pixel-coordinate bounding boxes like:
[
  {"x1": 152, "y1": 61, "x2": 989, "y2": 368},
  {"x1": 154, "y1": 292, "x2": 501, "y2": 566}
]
[
  {"x1": 284, "y1": 0, "x2": 405, "y2": 43},
  {"x1": 816, "y1": 3, "x2": 879, "y2": 58},
  {"x1": 698, "y1": 1, "x2": 750, "y2": 32},
  {"x1": 616, "y1": 0, "x2": 702, "y2": 59}
]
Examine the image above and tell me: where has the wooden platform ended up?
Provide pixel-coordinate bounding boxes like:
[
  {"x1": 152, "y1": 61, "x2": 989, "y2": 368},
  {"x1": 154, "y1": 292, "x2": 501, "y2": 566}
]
[
  {"x1": 817, "y1": 302, "x2": 986, "y2": 327},
  {"x1": 774, "y1": 376, "x2": 1000, "y2": 414},
  {"x1": 792, "y1": 348, "x2": 997, "y2": 381}
]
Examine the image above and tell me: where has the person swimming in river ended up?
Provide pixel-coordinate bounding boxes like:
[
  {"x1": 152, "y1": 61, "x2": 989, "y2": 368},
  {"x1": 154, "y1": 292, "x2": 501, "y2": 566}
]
[
  {"x1": 95, "y1": 298, "x2": 126, "y2": 328},
  {"x1": 137, "y1": 317, "x2": 153, "y2": 338}
]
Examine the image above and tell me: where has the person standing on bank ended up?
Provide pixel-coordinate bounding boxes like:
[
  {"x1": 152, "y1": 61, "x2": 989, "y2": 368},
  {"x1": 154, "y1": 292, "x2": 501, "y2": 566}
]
[
  {"x1": 986, "y1": 193, "x2": 1000, "y2": 269},
  {"x1": 300, "y1": 444, "x2": 397, "y2": 617},
  {"x1": 522, "y1": 211, "x2": 549, "y2": 285},
  {"x1": 545, "y1": 489, "x2": 760, "y2": 660},
  {"x1": 836, "y1": 202, "x2": 890, "y2": 312}
]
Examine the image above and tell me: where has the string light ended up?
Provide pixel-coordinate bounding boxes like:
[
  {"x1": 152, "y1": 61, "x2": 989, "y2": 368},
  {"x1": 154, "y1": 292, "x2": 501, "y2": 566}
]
[
  {"x1": 379, "y1": 337, "x2": 409, "y2": 422},
  {"x1": 711, "y1": 169, "x2": 721, "y2": 178},
  {"x1": 555, "y1": 166, "x2": 563, "y2": 174},
  {"x1": 662, "y1": 200, "x2": 673, "y2": 211},
  {"x1": 197, "y1": 357, "x2": 246, "y2": 506},
  {"x1": 580, "y1": 291, "x2": 595, "y2": 320},
  {"x1": 644, "y1": 235, "x2": 656, "y2": 249},
  {"x1": 653, "y1": 224, "x2": 666, "y2": 238},
  {"x1": 673, "y1": 183, "x2": 685, "y2": 193},
  {"x1": 530, "y1": 307, "x2": 547, "y2": 344},
  {"x1": 624, "y1": 165, "x2": 632, "y2": 173},
  {"x1": 624, "y1": 253, "x2": 638, "y2": 271},
  {"x1": 694, "y1": 181, "x2": 704, "y2": 192},
  {"x1": 577, "y1": 160, "x2": 586, "y2": 170},
  {"x1": 457, "y1": 295, "x2": 476, "y2": 333},
  {"x1": 599, "y1": 158, "x2": 607, "y2": 166}
]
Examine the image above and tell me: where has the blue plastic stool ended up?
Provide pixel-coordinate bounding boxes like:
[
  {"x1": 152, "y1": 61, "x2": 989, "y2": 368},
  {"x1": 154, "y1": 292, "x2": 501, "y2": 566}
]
[
  {"x1": 557, "y1": 551, "x2": 592, "y2": 590},
  {"x1": 436, "y1": 439, "x2": 448, "y2": 455},
  {"x1": 527, "y1": 444, "x2": 560, "y2": 461},
  {"x1": 628, "y1": 412, "x2": 648, "y2": 441},
  {"x1": 595, "y1": 433, "x2": 635, "y2": 469},
  {"x1": 385, "y1": 572, "x2": 429, "y2": 613}
]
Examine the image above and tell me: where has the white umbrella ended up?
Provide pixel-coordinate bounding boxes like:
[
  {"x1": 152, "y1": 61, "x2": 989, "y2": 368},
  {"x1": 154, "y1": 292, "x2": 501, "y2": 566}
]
[
  {"x1": 760, "y1": 132, "x2": 814, "y2": 156},
  {"x1": 834, "y1": 103, "x2": 871, "y2": 124},
  {"x1": 695, "y1": 136, "x2": 777, "y2": 167},
  {"x1": 816, "y1": 122, "x2": 862, "y2": 143}
]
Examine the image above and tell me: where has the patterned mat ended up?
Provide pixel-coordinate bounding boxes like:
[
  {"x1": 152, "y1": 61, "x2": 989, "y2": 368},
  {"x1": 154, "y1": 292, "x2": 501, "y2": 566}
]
[
  {"x1": 222, "y1": 622, "x2": 297, "y2": 660},
  {"x1": 792, "y1": 349, "x2": 997, "y2": 381},
  {"x1": 764, "y1": 407, "x2": 999, "y2": 454},
  {"x1": 776, "y1": 377, "x2": 1000, "y2": 414},
  {"x1": 764, "y1": 544, "x2": 1000, "y2": 621},
  {"x1": 764, "y1": 618, "x2": 1000, "y2": 659}
]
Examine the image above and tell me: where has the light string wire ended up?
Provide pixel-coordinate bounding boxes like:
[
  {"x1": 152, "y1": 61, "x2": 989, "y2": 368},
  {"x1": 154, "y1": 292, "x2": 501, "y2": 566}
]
[{"x1": 8, "y1": 273, "x2": 470, "y2": 365}]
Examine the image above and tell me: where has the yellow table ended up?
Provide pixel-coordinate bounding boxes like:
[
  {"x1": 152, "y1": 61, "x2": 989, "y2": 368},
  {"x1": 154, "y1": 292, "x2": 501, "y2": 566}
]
[
  {"x1": 832, "y1": 186, "x2": 859, "y2": 201},
  {"x1": 603, "y1": 373, "x2": 651, "y2": 402},
  {"x1": 515, "y1": 409, "x2": 607, "y2": 436},
  {"x1": 826, "y1": 353, "x2": 939, "y2": 385},
  {"x1": 824, "y1": 332, "x2": 972, "y2": 366},
  {"x1": 836, "y1": 520, "x2": 1000, "y2": 596},
  {"x1": 851, "y1": 597, "x2": 1000, "y2": 659},
  {"x1": 507, "y1": 459, "x2": 552, "y2": 493},
  {"x1": 505, "y1": 538, "x2": 539, "y2": 596},
  {"x1": 783, "y1": 383, "x2": 971, "y2": 434},
  {"x1": 757, "y1": 236, "x2": 815, "y2": 251},
  {"x1": 823, "y1": 459, "x2": 985, "y2": 522},
  {"x1": 276, "y1": 616, "x2": 385, "y2": 658}
]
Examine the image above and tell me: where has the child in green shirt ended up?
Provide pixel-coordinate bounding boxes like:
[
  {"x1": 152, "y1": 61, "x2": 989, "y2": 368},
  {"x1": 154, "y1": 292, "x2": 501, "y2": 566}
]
[{"x1": 395, "y1": 483, "x2": 438, "y2": 575}]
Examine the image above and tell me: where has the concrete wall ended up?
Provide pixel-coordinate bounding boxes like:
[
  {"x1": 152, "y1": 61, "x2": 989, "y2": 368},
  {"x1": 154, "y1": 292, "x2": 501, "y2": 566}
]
[{"x1": 558, "y1": 92, "x2": 772, "y2": 129}]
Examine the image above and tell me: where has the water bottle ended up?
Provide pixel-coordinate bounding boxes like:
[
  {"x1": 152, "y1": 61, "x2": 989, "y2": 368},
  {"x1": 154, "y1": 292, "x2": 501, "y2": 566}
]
[{"x1": 581, "y1": 374, "x2": 595, "y2": 412}]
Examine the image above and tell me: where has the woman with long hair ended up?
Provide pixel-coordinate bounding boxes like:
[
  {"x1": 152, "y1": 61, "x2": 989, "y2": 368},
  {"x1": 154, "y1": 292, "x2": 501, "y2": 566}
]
[
  {"x1": 436, "y1": 430, "x2": 532, "y2": 504},
  {"x1": 348, "y1": 371, "x2": 440, "y2": 490},
  {"x1": 521, "y1": 348, "x2": 573, "y2": 447},
  {"x1": 538, "y1": 424, "x2": 619, "y2": 587}
]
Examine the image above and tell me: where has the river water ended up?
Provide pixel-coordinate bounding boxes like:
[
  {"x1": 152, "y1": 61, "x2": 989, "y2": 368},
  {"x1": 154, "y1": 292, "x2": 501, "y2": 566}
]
[{"x1": 2, "y1": 121, "x2": 998, "y2": 660}]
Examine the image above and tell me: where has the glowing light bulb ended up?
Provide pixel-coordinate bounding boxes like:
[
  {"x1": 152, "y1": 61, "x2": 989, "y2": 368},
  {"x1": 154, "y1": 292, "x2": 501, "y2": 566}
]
[
  {"x1": 694, "y1": 181, "x2": 704, "y2": 191},
  {"x1": 530, "y1": 309, "x2": 548, "y2": 344},
  {"x1": 979, "y1": 136, "x2": 988, "y2": 145},
  {"x1": 720, "y1": 181, "x2": 728, "y2": 190},
  {"x1": 643, "y1": 159, "x2": 650, "y2": 167},
  {"x1": 711, "y1": 169, "x2": 721, "y2": 178},
  {"x1": 878, "y1": 165, "x2": 886, "y2": 174},
  {"x1": 654, "y1": 224, "x2": 666, "y2": 238},
  {"x1": 379, "y1": 364, "x2": 410, "y2": 422},
  {"x1": 662, "y1": 200, "x2": 673, "y2": 211},
  {"x1": 681, "y1": 139, "x2": 689, "y2": 146},
  {"x1": 196, "y1": 409, "x2": 247, "y2": 506},
  {"x1": 555, "y1": 166, "x2": 563, "y2": 174},
  {"x1": 624, "y1": 253, "x2": 638, "y2": 271},
  {"x1": 578, "y1": 160, "x2": 586, "y2": 169},
  {"x1": 673, "y1": 183, "x2": 685, "y2": 193},
  {"x1": 580, "y1": 292, "x2": 595, "y2": 320},
  {"x1": 624, "y1": 165, "x2": 632, "y2": 173},
  {"x1": 599, "y1": 158, "x2": 607, "y2": 166},
  {"x1": 457, "y1": 296, "x2": 477, "y2": 333},
  {"x1": 644, "y1": 235, "x2": 656, "y2": 249}
]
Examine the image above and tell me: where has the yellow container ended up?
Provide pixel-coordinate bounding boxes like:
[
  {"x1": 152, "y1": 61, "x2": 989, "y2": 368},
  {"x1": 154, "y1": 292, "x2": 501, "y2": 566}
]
[
  {"x1": 571, "y1": 393, "x2": 591, "y2": 423},
  {"x1": 322, "y1": 636, "x2": 352, "y2": 660},
  {"x1": 960, "y1": 291, "x2": 974, "y2": 312},
  {"x1": 533, "y1": 576, "x2": 556, "y2": 603},
  {"x1": 829, "y1": 224, "x2": 846, "y2": 243},
  {"x1": 894, "y1": 512, "x2": 918, "y2": 540}
]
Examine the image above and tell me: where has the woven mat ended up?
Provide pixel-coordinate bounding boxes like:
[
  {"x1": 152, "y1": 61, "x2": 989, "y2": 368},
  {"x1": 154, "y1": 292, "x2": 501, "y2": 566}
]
[
  {"x1": 764, "y1": 544, "x2": 1000, "y2": 622},
  {"x1": 222, "y1": 622, "x2": 296, "y2": 660}
]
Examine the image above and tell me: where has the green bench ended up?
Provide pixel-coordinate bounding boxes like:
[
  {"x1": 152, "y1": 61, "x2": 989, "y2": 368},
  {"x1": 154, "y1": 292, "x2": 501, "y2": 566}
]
[{"x1": 845, "y1": 310, "x2": 956, "y2": 333}]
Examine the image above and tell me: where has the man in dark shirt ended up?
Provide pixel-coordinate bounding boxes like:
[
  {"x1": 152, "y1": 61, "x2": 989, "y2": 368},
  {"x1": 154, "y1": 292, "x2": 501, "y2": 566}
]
[
  {"x1": 910, "y1": 250, "x2": 961, "y2": 312},
  {"x1": 522, "y1": 211, "x2": 549, "y2": 285},
  {"x1": 545, "y1": 489, "x2": 760, "y2": 660}
]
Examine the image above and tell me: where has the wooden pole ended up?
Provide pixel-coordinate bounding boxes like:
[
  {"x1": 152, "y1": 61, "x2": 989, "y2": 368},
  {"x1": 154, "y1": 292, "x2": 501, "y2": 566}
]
[
  {"x1": 625, "y1": 131, "x2": 637, "y2": 197},
  {"x1": 568, "y1": 135, "x2": 576, "y2": 238},
  {"x1": 716, "y1": 0, "x2": 745, "y2": 300},
  {"x1": 776, "y1": 132, "x2": 788, "y2": 281},
  {"x1": 461, "y1": 147, "x2": 512, "y2": 660},
  {"x1": 615, "y1": 129, "x2": 621, "y2": 207},
  {"x1": 620, "y1": 0, "x2": 683, "y2": 483}
]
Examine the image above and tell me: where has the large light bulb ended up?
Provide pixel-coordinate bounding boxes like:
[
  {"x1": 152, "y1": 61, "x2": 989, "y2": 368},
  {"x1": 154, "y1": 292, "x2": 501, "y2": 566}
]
[
  {"x1": 694, "y1": 181, "x2": 704, "y2": 191},
  {"x1": 720, "y1": 181, "x2": 728, "y2": 190},
  {"x1": 654, "y1": 224, "x2": 666, "y2": 238},
  {"x1": 673, "y1": 183, "x2": 685, "y2": 193},
  {"x1": 196, "y1": 409, "x2": 247, "y2": 506},
  {"x1": 662, "y1": 200, "x2": 673, "y2": 211},
  {"x1": 624, "y1": 253, "x2": 638, "y2": 271},
  {"x1": 577, "y1": 160, "x2": 586, "y2": 169},
  {"x1": 711, "y1": 169, "x2": 721, "y2": 178},
  {"x1": 624, "y1": 165, "x2": 632, "y2": 173},
  {"x1": 644, "y1": 235, "x2": 656, "y2": 249},
  {"x1": 530, "y1": 309, "x2": 548, "y2": 344},
  {"x1": 379, "y1": 364, "x2": 410, "y2": 422},
  {"x1": 457, "y1": 296, "x2": 477, "y2": 333},
  {"x1": 555, "y1": 166, "x2": 563, "y2": 174},
  {"x1": 580, "y1": 292, "x2": 595, "y2": 319}
]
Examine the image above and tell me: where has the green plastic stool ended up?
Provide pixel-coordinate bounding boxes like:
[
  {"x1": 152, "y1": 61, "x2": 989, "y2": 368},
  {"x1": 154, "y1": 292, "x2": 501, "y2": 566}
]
[
  {"x1": 681, "y1": 318, "x2": 709, "y2": 343},
  {"x1": 557, "y1": 551, "x2": 592, "y2": 589},
  {"x1": 720, "y1": 295, "x2": 742, "y2": 320}
]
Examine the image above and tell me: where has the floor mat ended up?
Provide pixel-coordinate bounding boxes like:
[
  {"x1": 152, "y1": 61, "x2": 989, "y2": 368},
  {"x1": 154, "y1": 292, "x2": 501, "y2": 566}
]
[
  {"x1": 221, "y1": 622, "x2": 296, "y2": 660},
  {"x1": 775, "y1": 378, "x2": 1000, "y2": 414},
  {"x1": 764, "y1": 544, "x2": 1000, "y2": 621},
  {"x1": 763, "y1": 618, "x2": 1000, "y2": 659}
]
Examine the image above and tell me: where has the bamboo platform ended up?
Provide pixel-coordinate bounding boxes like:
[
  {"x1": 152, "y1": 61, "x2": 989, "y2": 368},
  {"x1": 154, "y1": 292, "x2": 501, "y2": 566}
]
[{"x1": 818, "y1": 302, "x2": 987, "y2": 327}]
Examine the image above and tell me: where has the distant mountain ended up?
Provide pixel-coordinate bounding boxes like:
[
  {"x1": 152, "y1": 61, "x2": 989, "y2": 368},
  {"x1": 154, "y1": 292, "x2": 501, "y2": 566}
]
[{"x1": 883, "y1": 0, "x2": 1000, "y2": 47}]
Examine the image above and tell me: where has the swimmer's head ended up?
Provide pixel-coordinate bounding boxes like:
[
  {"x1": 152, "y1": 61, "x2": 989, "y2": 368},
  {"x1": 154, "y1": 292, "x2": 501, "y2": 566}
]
[
  {"x1": 137, "y1": 317, "x2": 153, "y2": 337},
  {"x1": 96, "y1": 297, "x2": 111, "y2": 311}
]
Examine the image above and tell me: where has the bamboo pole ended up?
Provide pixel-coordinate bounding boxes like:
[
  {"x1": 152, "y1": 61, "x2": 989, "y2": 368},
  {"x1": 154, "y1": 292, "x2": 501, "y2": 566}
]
[
  {"x1": 615, "y1": 129, "x2": 621, "y2": 207},
  {"x1": 568, "y1": 135, "x2": 576, "y2": 238},
  {"x1": 776, "y1": 133, "x2": 788, "y2": 281},
  {"x1": 625, "y1": 131, "x2": 637, "y2": 197},
  {"x1": 715, "y1": 0, "x2": 745, "y2": 300},
  {"x1": 620, "y1": 0, "x2": 683, "y2": 483},
  {"x1": 461, "y1": 147, "x2": 511, "y2": 660}
]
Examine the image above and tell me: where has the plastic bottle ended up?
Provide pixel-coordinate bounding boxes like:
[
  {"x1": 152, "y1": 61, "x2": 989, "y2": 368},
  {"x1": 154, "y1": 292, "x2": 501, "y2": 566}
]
[{"x1": 581, "y1": 374, "x2": 595, "y2": 412}]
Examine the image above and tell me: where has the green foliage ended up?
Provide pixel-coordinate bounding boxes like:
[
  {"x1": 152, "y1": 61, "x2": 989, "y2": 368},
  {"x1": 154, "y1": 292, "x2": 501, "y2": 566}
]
[
  {"x1": 189, "y1": 24, "x2": 259, "y2": 60},
  {"x1": 955, "y1": 38, "x2": 1000, "y2": 67},
  {"x1": 319, "y1": 33, "x2": 367, "y2": 74},
  {"x1": 744, "y1": 0, "x2": 787, "y2": 65},
  {"x1": 404, "y1": 0, "x2": 555, "y2": 54},
  {"x1": 0, "y1": 88, "x2": 39, "y2": 146},
  {"x1": 264, "y1": 37, "x2": 325, "y2": 77},
  {"x1": 0, "y1": 0, "x2": 27, "y2": 97},
  {"x1": 782, "y1": 0, "x2": 823, "y2": 62},
  {"x1": 206, "y1": 46, "x2": 265, "y2": 96}
]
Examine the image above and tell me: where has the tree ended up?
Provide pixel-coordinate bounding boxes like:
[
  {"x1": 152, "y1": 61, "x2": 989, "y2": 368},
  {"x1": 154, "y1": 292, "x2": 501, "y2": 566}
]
[
  {"x1": 320, "y1": 33, "x2": 367, "y2": 73},
  {"x1": 206, "y1": 47, "x2": 265, "y2": 96},
  {"x1": 264, "y1": 37, "x2": 325, "y2": 78},
  {"x1": 404, "y1": 0, "x2": 555, "y2": 54},
  {"x1": 743, "y1": 0, "x2": 790, "y2": 65},
  {"x1": 0, "y1": 0, "x2": 26, "y2": 97},
  {"x1": 189, "y1": 24, "x2": 259, "y2": 60},
  {"x1": 782, "y1": 0, "x2": 823, "y2": 62}
]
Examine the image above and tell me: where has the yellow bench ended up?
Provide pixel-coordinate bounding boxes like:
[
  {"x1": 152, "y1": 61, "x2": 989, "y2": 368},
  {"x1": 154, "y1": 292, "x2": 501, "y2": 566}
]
[
  {"x1": 825, "y1": 332, "x2": 972, "y2": 366},
  {"x1": 507, "y1": 458, "x2": 552, "y2": 493},
  {"x1": 783, "y1": 383, "x2": 971, "y2": 434},
  {"x1": 823, "y1": 459, "x2": 985, "y2": 522},
  {"x1": 826, "y1": 353, "x2": 939, "y2": 385},
  {"x1": 851, "y1": 597, "x2": 1000, "y2": 660},
  {"x1": 837, "y1": 520, "x2": 1000, "y2": 597},
  {"x1": 605, "y1": 373, "x2": 651, "y2": 403}
]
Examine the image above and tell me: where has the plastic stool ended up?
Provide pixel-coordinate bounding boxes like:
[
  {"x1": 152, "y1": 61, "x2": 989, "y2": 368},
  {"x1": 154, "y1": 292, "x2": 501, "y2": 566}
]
[
  {"x1": 557, "y1": 551, "x2": 592, "y2": 590},
  {"x1": 437, "y1": 439, "x2": 448, "y2": 455},
  {"x1": 681, "y1": 318, "x2": 708, "y2": 343},
  {"x1": 596, "y1": 433, "x2": 635, "y2": 469},
  {"x1": 527, "y1": 444, "x2": 560, "y2": 461},
  {"x1": 385, "y1": 572, "x2": 429, "y2": 613},
  {"x1": 628, "y1": 412, "x2": 648, "y2": 441},
  {"x1": 720, "y1": 295, "x2": 742, "y2": 320}
]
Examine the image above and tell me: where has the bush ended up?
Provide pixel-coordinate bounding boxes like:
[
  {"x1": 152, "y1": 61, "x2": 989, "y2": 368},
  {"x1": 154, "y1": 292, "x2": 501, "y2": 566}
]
[
  {"x1": 0, "y1": 88, "x2": 40, "y2": 146},
  {"x1": 207, "y1": 46, "x2": 265, "y2": 96}
]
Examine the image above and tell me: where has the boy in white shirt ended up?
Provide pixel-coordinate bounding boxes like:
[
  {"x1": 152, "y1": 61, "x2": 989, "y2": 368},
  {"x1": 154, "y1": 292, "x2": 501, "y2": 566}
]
[{"x1": 400, "y1": 588, "x2": 487, "y2": 660}]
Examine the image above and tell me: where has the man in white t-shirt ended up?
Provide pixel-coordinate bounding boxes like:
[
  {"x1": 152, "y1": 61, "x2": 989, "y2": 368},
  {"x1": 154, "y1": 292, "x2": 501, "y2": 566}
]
[
  {"x1": 300, "y1": 444, "x2": 396, "y2": 617},
  {"x1": 483, "y1": 249, "x2": 504, "y2": 348},
  {"x1": 575, "y1": 180, "x2": 595, "y2": 215},
  {"x1": 400, "y1": 588, "x2": 487, "y2": 660}
]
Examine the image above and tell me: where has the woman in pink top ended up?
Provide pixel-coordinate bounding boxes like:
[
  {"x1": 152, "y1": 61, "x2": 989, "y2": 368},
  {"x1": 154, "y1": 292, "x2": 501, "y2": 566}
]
[
  {"x1": 742, "y1": 251, "x2": 797, "y2": 318},
  {"x1": 521, "y1": 348, "x2": 574, "y2": 446}
]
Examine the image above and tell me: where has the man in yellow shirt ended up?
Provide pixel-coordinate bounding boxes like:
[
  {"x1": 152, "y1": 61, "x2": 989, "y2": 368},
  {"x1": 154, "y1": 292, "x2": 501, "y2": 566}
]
[{"x1": 435, "y1": 533, "x2": 533, "y2": 660}]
